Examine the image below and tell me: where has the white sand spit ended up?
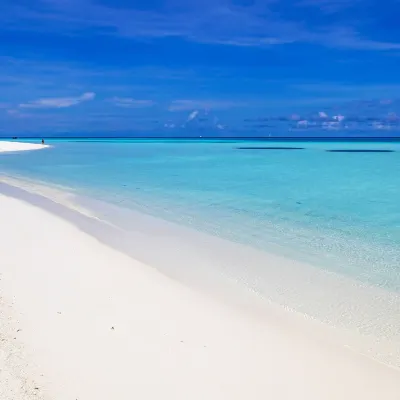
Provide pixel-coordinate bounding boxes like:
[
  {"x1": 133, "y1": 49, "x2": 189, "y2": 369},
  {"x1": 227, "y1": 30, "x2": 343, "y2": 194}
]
[
  {"x1": 0, "y1": 141, "x2": 49, "y2": 152},
  {"x1": 1, "y1": 194, "x2": 400, "y2": 400}
]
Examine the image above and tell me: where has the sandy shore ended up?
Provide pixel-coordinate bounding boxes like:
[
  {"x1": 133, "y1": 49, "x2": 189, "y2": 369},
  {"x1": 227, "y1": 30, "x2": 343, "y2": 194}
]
[
  {"x1": 1, "y1": 194, "x2": 400, "y2": 400},
  {"x1": 0, "y1": 141, "x2": 49, "y2": 152}
]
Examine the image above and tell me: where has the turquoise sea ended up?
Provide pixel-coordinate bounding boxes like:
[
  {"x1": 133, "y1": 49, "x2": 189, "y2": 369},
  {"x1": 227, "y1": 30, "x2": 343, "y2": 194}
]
[
  {"x1": 2, "y1": 138, "x2": 400, "y2": 364},
  {"x1": 1, "y1": 138, "x2": 400, "y2": 290}
]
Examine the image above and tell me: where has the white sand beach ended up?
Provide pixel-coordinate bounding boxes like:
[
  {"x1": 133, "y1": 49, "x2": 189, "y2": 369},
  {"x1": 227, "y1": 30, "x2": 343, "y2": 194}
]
[
  {"x1": 0, "y1": 141, "x2": 49, "y2": 153},
  {"x1": 1, "y1": 193, "x2": 400, "y2": 400}
]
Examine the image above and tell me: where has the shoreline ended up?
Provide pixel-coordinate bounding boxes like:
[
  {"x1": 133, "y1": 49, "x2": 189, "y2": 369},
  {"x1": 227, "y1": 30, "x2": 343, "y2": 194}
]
[
  {"x1": 2, "y1": 175, "x2": 400, "y2": 368},
  {"x1": 1, "y1": 193, "x2": 400, "y2": 399}
]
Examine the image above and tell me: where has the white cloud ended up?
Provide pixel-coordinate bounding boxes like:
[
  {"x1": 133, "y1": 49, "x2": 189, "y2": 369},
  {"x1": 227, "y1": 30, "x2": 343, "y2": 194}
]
[
  {"x1": 372, "y1": 121, "x2": 390, "y2": 130},
  {"x1": 187, "y1": 110, "x2": 199, "y2": 122},
  {"x1": 80, "y1": 92, "x2": 95, "y2": 101},
  {"x1": 216, "y1": 124, "x2": 225, "y2": 130},
  {"x1": 19, "y1": 92, "x2": 95, "y2": 109},
  {"x1": 297, "y1": 120, "x2": 308, "y2": 127},
  {"x1": 111, "y1": 97, "x2": 154, "y2": 108},
  {"x1": 318, "y1": 111, "x2": 328, "y2": 118},
  {"x1": 6, "y1": 109, "x2": 34, "y2": 119},
  {"x1": 322, "y1": 121, "x2": 339, "y2": 129},
  {"x1": 333, "y1": 114, "x2": 345, "y2": 122}
]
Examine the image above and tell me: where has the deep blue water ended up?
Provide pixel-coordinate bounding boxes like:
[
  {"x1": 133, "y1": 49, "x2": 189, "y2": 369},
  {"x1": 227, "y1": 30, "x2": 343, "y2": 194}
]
[{"x1": 1, "y1": 138, "x2": 400, "y2": 291}]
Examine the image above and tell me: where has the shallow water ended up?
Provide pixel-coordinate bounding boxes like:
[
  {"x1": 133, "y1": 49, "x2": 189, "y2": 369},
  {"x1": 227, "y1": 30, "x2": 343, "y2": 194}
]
[{"x1": 1, "y1": 138, "x2": 400, "y2": 291}]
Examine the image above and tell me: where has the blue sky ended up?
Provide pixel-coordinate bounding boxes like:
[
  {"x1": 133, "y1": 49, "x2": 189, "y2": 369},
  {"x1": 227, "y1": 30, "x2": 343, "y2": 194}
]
[{"x1": 1, "y1": 0, "x2": 400, "y2": 136}]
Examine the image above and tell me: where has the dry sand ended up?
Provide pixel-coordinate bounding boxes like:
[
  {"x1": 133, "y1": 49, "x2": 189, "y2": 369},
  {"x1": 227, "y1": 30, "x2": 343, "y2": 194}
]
[{"x1": 1, "y1": 193, "x2": 400, "y2": 400}]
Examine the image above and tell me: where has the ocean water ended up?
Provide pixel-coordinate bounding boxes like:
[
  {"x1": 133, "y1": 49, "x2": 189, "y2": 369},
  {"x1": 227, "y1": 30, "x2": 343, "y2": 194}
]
[{"x1": 1, "y1": 138, "x2": 400, "y2": 292}]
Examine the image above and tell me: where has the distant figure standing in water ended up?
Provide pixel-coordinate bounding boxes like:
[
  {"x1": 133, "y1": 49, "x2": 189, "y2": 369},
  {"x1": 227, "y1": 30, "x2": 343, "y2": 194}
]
[{"x1": 41, "y1": 139, "x2": 45, "y2": 145}]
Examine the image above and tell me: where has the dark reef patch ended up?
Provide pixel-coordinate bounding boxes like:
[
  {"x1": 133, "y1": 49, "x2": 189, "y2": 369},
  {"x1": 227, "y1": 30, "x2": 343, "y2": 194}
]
[
  {"x1": 327, "y1": 149, "x2": 394, "y2": 153},
  {"x1": 237, "y1": 147, "x2": 305, "y2": 150}
]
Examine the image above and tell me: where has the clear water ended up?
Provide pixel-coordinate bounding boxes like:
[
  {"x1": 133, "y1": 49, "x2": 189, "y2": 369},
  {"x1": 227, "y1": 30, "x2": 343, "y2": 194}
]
[{"x1": 1, "y1": 139, "x2": 400, "y2": 291}]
